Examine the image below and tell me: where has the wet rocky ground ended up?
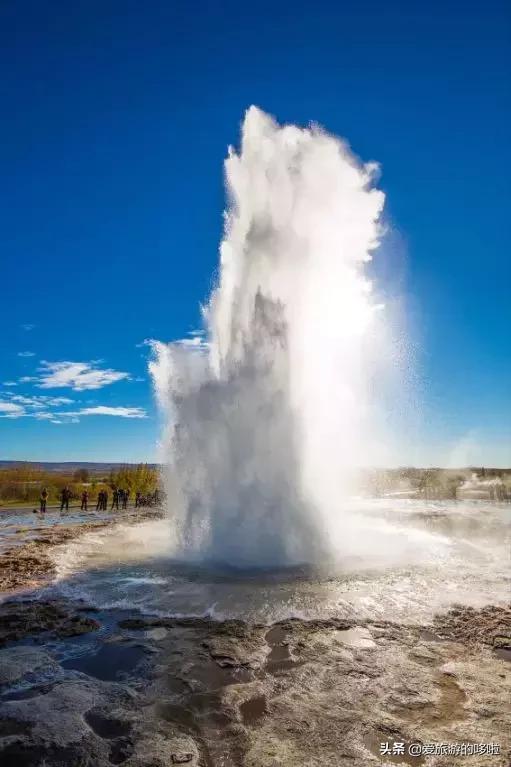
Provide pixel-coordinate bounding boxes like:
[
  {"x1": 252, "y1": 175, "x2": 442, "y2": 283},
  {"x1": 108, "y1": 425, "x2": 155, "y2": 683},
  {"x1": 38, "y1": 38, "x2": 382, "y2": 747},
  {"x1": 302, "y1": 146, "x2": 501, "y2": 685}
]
[
  {"x1": 0, "y1": 508, "x2": 161, "y2": 592},
  {"x1": 0, "y1": 511, "x2": 510, "y2": 766},
  {"x1": 0, "y1": 596, "x2": 509, "y2": 766}
]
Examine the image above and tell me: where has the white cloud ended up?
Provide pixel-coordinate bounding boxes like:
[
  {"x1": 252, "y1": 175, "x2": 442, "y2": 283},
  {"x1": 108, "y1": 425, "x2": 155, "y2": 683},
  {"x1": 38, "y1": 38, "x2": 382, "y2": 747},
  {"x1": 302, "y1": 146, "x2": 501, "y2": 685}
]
[
  {"x1": 30, "y1": 411, "x2": 79, "y2": 423},
  {"x1": 8, "y1": 394, "x2": 74, "y2": 408},
  {"x1": 0, "y1": 402, "x2": 25, "y2": 418},
  {"x1": 21, "y1": 323, "x2": 35, "y2": 331},
  {"x1": 19, "y1": 376, "x2": 36, "y2": 383},
  {"x1": 3, "y1": 381, "x2": 17, "y2": 387},
  {"x1": 0, "y1": 392, "x2": 144, "y2": 422},
  {"x1": 59, "y1": 406, "x2": 147, "y2": 418},
  {"x1": 0, "y1": 400, "x2": 67, "y2": 421},
  {"x1": 36, "y1": 361, "x2": 130, "y2": 391},
  {"x1": 48, "y1": 396, "x2": 74, "y2": 406},
  {"x1": 18, "y1": 351, "x2": 35, "y2": 358}
]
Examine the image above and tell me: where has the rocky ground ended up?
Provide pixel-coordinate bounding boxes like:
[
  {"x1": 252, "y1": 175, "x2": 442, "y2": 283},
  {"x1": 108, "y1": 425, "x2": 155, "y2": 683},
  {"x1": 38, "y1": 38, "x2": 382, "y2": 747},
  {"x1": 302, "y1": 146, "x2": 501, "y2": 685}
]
[
  {"x1": 0, "y1": 598, "x2": 509, "y2": 767},
  {"x1": 0, "y1": 508, "x2": 161, "y2": 592},
  {"x1": 0, "y1": 514, "x2": 510, "y2": 766}
]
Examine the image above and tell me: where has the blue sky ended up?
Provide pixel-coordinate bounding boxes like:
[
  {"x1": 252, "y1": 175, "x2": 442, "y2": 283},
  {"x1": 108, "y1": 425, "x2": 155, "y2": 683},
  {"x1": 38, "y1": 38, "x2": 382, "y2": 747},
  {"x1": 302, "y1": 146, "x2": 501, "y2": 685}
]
[{"x1": 1, "y1": 0, "x2": 509, "y2": 466}]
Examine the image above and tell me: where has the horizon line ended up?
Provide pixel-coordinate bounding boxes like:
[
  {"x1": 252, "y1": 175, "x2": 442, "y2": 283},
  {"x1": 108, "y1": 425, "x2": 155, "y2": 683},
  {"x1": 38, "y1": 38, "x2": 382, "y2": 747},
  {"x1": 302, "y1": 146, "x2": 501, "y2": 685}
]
[{"x1": 1, "y1": 459, "x2": 510, "y2": 471}]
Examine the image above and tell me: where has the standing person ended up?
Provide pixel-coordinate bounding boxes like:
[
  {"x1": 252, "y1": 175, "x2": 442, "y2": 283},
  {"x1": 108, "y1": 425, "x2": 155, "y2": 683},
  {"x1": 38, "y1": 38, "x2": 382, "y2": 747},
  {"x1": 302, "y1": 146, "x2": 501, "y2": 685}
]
[
  {"x1": 60, "y1": 486, "x2": 70, "y2": 512},
  {"x1": 81, "y1": 489, "x2": 88, "y2": 511},
  {"x1": 122, "y1": 489, "x2": 129, "y2": 509},
  {"x1": 111, "y1": 488, "x2": 119, "y2": 511},
  {"x1": 102, "y1": 490, "x2": 109, "y2": 510},
  {"x1": 96, "y1": 490, "x2": 102, "y2": 511},
  {"x1": 135, "y1": 491, "x2": 141, "y2": 508},
  {"x1": 40, "y1": 487, "x2": 48, "y2": 514}
]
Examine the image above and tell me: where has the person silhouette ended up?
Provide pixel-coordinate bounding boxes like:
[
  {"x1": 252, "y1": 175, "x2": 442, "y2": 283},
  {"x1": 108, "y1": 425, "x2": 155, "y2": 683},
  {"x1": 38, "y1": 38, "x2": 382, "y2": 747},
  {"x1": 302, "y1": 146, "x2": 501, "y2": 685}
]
[
  {"x1": 40, "y1": 487, "x2": 48, "y2": 513},
  {"x1": 60, "y1": 486, "x2": 70, "y2": 512}
]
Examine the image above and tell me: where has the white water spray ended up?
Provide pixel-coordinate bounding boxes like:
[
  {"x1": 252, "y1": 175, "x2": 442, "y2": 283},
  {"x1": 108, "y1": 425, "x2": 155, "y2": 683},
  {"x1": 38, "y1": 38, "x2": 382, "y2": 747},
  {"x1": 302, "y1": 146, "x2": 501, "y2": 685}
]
[{"x1": 151, "y1": 107, "x2": 403, "y2": 567}]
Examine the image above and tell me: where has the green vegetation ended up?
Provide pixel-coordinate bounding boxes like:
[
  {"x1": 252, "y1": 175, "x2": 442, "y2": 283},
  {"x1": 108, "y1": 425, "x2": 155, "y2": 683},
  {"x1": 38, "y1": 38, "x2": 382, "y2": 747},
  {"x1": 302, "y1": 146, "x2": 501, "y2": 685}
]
[
  {"x1": 0, "y1": 463, "x2": 160, "y2": 506},
  {"x1": 107, "y1": 464, "x2": 159, "y2": 496},
  {"x1": 73, "y1": 468, "x2": 90, "y2": 483}
]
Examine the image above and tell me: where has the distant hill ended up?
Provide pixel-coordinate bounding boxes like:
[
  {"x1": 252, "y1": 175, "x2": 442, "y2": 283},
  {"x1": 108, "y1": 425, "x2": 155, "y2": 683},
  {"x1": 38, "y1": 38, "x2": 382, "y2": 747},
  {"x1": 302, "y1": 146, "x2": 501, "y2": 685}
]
[{"x1": 0, "y1": 460, "x2": 160, "y2": 474}]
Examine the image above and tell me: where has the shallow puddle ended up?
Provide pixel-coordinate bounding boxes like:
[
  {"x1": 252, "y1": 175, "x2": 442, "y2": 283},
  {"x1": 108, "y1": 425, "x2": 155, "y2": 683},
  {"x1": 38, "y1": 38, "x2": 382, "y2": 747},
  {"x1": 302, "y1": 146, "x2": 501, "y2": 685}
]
[
  {"x1": 61, "y1": 642, "x2": 145, "y2": 681},
  {"x1": 265, "y1": 626, "x2": 302, "y2": 674},
  {"x1": 84, "y1": 710, "x2": 132, "y2": 739},
  {"x1": 187, "y1": 658, "x2": 252, "y2": 689}
]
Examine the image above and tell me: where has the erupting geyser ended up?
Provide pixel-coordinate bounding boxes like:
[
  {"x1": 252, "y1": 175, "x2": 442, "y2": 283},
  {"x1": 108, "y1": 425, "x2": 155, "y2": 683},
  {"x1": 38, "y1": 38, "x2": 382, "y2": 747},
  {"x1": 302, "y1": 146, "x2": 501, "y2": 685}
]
[{"x1": 150, "y1": 106, "x2": 401, "y2": 567}]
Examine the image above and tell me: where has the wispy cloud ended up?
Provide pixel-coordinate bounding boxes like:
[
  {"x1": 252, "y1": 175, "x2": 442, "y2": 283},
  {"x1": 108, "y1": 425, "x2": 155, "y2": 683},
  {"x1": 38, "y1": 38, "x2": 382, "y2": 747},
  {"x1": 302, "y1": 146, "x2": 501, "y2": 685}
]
[
  {"x1": 35, "y1": 361, "x2": 130, "y2": 391},
  {"x1": 17, "y1": 351, "x2": 35, "y2": 358},
  {"x1": 1, "y1": 357, "x2": 143, "y2": 424},
  {"x1": 9, "y1": 394, "x2": 74, "y2": 408},
  {"x1": 21, "y1": 323, "x2": 35, "y2": 331},
  {"x1": 0, "y1": 402, "x2": 25, "y2": 417},
  {"x1": 48, "y1": 418, "x2": 80, "y2": 425},
  {"x1": 0, "y1": 392, "x2": 145, "y2": 422},
  {"x1": 59, "y1": 406, "x2": 147, "y2": 419},
  {"x1": 0, "y1": 393, "x2": 76, "y2": 420},
  {"x1": 28, "y1": 411, "x2": 79, "y2": 424}
]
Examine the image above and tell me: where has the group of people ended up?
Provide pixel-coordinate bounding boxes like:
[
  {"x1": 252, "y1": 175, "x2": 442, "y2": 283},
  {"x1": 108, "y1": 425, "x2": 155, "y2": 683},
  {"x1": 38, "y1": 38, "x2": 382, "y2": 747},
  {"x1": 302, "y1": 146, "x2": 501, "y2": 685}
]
[
  {"x1": 37, "y1": 486, "x2": 147, "y2": 514},
  {"x1": 135, "y1": 490, "x2": 160, "y2": 507},
  {"x1": 95, "y1": 488, "x2": 130, "y2": 511}
]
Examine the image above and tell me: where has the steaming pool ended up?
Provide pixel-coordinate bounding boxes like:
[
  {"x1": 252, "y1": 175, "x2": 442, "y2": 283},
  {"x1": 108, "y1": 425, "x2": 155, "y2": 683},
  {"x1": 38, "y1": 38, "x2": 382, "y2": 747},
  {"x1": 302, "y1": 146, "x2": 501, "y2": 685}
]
[{"x1": 46, "y1": 499, "x2": 510, "y2": 625}]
